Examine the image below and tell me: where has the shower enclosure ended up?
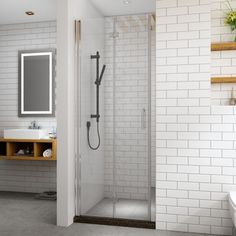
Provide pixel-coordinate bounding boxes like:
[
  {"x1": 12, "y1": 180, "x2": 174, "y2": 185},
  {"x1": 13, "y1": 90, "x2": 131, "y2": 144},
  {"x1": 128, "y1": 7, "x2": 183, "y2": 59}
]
[{"x1": 76, "y1": 13, "x2": 156, "y2": 225}]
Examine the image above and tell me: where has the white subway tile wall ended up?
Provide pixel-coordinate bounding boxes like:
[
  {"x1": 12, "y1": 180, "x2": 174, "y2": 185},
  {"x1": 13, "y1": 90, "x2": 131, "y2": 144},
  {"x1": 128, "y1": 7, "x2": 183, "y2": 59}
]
[
  {"x1": 211, "y1": 0, "x2": 236, "y2": 105},
  {"x1": 104, "y1": 15, "x2": 156, "y2": 200},
  {"x1": 0, "y1": 21, "x2": 56, "y2": 193},
  {"x1": 156, "y1": 0, "x2": 235, "y2": 235}
]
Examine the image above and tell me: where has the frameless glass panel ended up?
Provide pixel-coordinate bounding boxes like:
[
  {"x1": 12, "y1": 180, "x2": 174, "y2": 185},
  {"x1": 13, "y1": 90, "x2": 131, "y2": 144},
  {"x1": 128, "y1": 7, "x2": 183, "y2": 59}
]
[
  {"x1": 78, "y1": 17, "x2": 113, "y2": 218},
  {"x1": 112, "y1": 14, "x2": 151, "y2": 221},
  {"x1": 150, "y1": 14, "x2": 156, "y2": 222}
]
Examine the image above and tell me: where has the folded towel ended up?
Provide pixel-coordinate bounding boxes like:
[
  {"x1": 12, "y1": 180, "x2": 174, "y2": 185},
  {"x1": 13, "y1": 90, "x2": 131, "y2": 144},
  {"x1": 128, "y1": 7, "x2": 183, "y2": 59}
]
[{"x1": 43, "y1": 149, "x2": 52, "y2": 158}]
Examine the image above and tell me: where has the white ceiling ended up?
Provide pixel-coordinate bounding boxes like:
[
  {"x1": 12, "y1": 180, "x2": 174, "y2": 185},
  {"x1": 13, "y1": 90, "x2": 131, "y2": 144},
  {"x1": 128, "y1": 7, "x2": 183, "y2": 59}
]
[
  {"x1": 90, "y1": 0, "x2": 156, "y2": 16},
  {"x1": 0, "y1": 0, "x2": 155, "y2": 25},
  {"x1": 0, "y1": 0, "x2": 56, "y2": 25}
]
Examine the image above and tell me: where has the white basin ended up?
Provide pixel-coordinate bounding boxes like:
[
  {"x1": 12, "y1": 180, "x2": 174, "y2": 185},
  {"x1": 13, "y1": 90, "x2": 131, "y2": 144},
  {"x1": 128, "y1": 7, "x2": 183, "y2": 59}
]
[
  {"x1": 229, "y1": 192, "x2": 236, "y2": 227},
  {"x1": 4, "y1": 129, "x2": 48, "y2": 139}
]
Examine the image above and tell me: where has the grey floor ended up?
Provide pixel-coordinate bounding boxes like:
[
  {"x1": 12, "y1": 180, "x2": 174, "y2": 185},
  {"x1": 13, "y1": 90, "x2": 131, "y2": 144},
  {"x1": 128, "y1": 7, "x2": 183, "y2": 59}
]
[
  {"x1": 86, "y1": 188, "x2": 156, "y2": 221},
  {"x1": 0, "y1": 192, "x2": 217, "y2": 236}
]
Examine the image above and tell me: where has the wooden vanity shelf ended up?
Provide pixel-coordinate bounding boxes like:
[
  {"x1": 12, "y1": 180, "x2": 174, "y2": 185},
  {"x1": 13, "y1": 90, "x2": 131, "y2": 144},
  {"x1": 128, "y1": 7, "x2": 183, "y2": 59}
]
[
  {"x1": 211, "y1": 77, "x2": 236, "y2": 84},
  {"x1": 211, "y1": 42, "x2": 236, "y2": 51},
  {"x1": 0, "y1": 139, "x2": 57, "y2": 161}
]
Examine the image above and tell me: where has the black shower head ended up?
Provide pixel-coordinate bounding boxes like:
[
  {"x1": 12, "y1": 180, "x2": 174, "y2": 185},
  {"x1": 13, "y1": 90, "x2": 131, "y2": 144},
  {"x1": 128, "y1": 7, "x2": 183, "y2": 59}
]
[{"x1": 97, "y1": 65, "x2": 106, "y2": 85}]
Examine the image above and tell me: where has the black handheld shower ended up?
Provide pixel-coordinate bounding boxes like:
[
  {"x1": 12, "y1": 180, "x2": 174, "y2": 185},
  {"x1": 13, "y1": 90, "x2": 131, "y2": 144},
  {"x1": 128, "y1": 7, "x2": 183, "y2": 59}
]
[
  {"x1": 97, "y1": 65, "x2": 106, "y2": 85},
  {"x1": 87, "y1": 51, "x2": 106, "y2": 150}
]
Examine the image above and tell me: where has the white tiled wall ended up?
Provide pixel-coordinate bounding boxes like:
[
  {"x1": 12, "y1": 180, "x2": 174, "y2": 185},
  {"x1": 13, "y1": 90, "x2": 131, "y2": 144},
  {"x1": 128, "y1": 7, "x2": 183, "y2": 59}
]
[
  {"x1": 0, "y1": 21, "x2": 56, "y2": 193},
  {"x1": 211, "y1": 0, "x2": 236, "y2": 105},
  {"x1": 156, "y1": 0, "x2": 236, "y2": 235},
  {"x1": 104, "y1": 15, "x2": 156, "y2": 200}
]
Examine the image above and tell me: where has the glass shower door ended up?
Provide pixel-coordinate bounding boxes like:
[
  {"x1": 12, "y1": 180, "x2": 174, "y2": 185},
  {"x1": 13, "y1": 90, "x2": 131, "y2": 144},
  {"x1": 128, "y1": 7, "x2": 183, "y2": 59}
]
[
  {"x1": 77, "y1": 13, "x2": 155, "y2": 223},
  {"x1": 111, "y1": 14, "x2": 151, "y2": 221},
  {"x1": 77, "y1": 17, "x2": 114, "y2": 219}
]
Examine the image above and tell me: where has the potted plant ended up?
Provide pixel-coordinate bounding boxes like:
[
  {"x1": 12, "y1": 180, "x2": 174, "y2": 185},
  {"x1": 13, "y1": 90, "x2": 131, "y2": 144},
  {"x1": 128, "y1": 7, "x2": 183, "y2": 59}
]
[{"x1": 225, "y1": 0, "x2": 236, "y2": 42}]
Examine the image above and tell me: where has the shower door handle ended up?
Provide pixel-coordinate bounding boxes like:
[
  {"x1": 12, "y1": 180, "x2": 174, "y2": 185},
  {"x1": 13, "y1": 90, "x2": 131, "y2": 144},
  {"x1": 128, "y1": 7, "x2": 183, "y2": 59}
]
[{"x1": 141, "y1": 108, "x2": 146, "y2": 129}]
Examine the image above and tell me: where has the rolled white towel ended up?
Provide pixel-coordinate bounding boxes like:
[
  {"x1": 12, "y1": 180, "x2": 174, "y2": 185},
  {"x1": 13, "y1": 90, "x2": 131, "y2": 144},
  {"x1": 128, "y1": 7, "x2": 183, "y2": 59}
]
[{"x1": 43, "y1": 149, "x2": 52, "y2": 158}]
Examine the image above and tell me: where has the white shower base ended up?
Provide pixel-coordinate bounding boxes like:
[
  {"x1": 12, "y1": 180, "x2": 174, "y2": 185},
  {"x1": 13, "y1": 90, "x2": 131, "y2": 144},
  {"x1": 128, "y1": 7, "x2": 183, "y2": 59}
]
[{"x1": 85, "y1": 188, "x2": 155, "y2": 221}]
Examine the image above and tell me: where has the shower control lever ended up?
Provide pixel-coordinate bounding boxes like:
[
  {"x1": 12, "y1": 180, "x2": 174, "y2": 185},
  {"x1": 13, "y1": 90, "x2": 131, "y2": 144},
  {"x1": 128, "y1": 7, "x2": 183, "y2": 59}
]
[
  {"x1": 91, "y1": 52, "x2": 100, "y2": 59},
  {"x1": 91, "y1": 114, "x2": 100, "y2": 119}
]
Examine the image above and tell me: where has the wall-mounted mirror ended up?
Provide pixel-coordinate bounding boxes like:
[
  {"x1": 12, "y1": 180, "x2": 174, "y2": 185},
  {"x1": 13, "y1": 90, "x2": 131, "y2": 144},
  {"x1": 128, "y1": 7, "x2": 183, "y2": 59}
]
[{"x1": 18, "y1": 49, "x2": 55, "y2": 117}]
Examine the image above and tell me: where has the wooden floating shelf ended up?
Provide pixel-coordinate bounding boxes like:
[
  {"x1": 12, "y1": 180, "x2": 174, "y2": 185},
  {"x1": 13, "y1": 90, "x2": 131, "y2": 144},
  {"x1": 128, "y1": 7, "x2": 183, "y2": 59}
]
[
  {"x1": 211, "y1": 42, "x2": 236, "y2": 51},
  {"x1": 211, "y1": 77, "x2": 236, "y2": 84},
  {"x1": 0, "y1": 138, "x2": 57, "y2": 161},
  {"x1": 0, "y1": 156, "x2": 56, "y2": 161}
]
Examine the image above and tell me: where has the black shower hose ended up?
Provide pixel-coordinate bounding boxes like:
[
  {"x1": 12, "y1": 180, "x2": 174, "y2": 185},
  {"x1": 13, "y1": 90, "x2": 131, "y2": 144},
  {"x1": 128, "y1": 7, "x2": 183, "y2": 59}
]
[{"x1": 87, "y1": 121, "x2": 101, "y2": 150}]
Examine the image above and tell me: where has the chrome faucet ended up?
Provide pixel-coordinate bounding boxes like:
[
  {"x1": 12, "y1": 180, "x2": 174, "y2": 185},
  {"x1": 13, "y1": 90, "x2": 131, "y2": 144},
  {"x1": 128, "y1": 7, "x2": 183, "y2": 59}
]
[{"x1": 29, "y1": 121, "x2": 40, "y2": 129}]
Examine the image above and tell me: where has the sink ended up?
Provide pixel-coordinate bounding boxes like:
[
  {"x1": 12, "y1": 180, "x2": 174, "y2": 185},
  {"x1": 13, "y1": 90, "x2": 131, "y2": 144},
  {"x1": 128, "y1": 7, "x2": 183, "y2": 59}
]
[{"x1": 4, "y1": 129, "x2": 48, "y2": 139}]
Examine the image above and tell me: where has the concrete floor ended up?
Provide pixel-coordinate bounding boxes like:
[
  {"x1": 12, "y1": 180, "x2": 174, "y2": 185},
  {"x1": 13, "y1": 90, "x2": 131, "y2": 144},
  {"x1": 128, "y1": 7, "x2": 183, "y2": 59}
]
[{"x1": 0, "y1": 192, "x2": 217, "y2": 236}]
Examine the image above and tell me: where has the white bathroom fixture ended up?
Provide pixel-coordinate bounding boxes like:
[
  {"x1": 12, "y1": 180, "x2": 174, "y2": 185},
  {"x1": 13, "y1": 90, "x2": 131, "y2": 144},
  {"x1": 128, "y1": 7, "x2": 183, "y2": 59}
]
[
  {"x1": 229, "y1": 192, "x2": 236, "y2": 227},
  {"x1": 4, "y1": 129, "x2": 48, "y2": 139}
]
